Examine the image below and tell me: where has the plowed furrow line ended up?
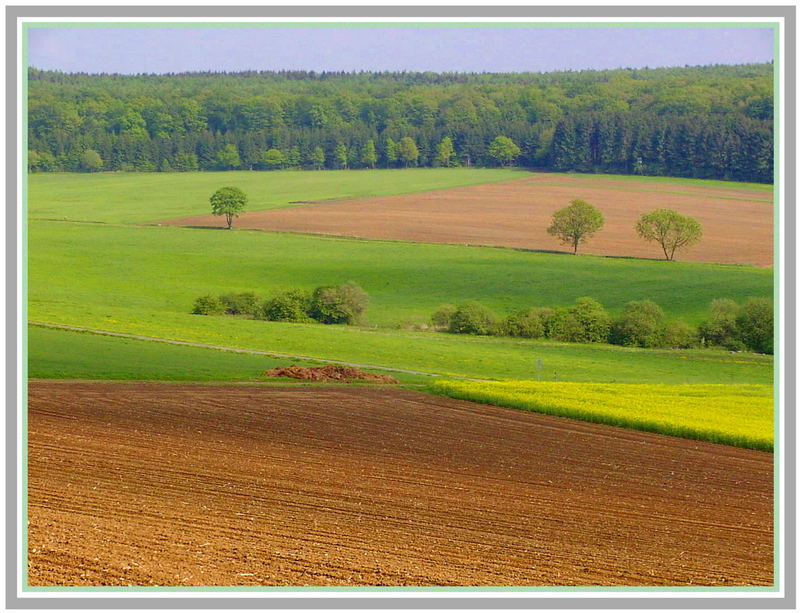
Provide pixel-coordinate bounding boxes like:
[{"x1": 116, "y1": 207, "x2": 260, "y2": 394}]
[{"x1": 28, "y1": 382, "x2": 773, "y2": 586}]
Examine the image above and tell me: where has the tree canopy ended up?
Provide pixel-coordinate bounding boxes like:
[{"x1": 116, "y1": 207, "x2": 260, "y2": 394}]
[
  {"x1": 635, "y1": 209, "x2": 703, "y2": 261},
  {"x1": 487, "y1": 136, "x2": 521, "y2": 166},
  {"x1": 209, "y1": 186, "x2": 248, "y2": 229},
  {"x1": 547, "y1": 199, "x2": 605, "y2": 254},
  {"x1": 27, "y1": 64, "x2": 773, "y2": 182}
]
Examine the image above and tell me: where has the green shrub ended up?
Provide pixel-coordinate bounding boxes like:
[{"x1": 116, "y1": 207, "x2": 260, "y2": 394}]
[
  {"x1": 664, "y1": 320, "x2": 697, "y2": 349},
  {"x1": 546, "y1": 308, "x2": 584, "y2": 342},
  {"x1": 219, "y1": 292, "x2": 260, "y2": 316},
  {"x1": 698, "y1": 298, "x2": 739, "y2": 347},
  {"x1": 736, "y1": 297, "x2": 773, "y2": 354},
  {"x1": 448, "y1": 301, "x2": 498, "y2": 335},
  {"x1": 610, "y1": 300, "x2": 668, "y2": 348},
  {"x1": 499, "y1": 307, "x2": 546, "y2": 338},
  {"x1": 309, "y1": 281, "x2": 369, "y2": 325},
  {"x1": 570, "y1": 297, "x2": 611, "y2": 343},
  {"x1": 430, "y1": 304, "x2": 457, "y2": 330},
  {"x1": 191, "y1": 295, "x2": 226, "y2": 316},
  {"x1": 722, "y1": 337, "x2": 748, "y2": 353},
  {"x1": 260, "y1": 289, "x2": 313, "y2": 323},
  {"x1": 542, "y1": 298, "x2": 610, "y2": 343}
]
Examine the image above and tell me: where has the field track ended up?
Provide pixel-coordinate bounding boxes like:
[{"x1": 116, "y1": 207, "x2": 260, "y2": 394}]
[
  {"x1": 164, "y1": 175, "x2": 773, "y2": 266},
  {"x1": 28, "y1": 381, "x2": 773, "y2": 587}
]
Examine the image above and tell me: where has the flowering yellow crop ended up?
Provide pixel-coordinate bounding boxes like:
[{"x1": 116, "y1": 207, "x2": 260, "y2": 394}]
[{"x1": 430, "y1": 380, "x2": 773, "y2": 451}]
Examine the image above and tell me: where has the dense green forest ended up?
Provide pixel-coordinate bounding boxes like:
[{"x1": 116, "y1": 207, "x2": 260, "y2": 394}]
[{"x1": 27, "y1": 63, "x2": 774, "y2": 182}]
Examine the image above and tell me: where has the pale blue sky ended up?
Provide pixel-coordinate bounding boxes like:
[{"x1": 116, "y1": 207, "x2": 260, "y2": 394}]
[{"x1": 28, "y1": 27, "x2": 774, "y2": 74}]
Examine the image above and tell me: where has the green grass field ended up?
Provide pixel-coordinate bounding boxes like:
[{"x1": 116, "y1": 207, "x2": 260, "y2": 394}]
[
  {"x1": 29, "y1": 221, "x2": 772, "y2": 328},
  {"x1": 429, "y1": 379, "x2": 774, "y2": 451},
  {"x1": 28, "y1": 168, "x2": 527, "y2": 224},
  {"x1": 28, "y1": 325, "x2": 431, "y2": 384},
  {"x1": 28, "y1": 314, "x2": 773, "y2": 385},
  {"x1": 27, "y1": 168, "x2": 774, "y2": 392}
]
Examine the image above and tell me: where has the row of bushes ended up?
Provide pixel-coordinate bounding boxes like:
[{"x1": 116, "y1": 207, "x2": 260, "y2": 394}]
[
  {"x1": 192, "y1": 281, "x2": 369, "y2": 325},
  {"x1": 430, "y1": 297, "x2": 773, "y2": 354}
]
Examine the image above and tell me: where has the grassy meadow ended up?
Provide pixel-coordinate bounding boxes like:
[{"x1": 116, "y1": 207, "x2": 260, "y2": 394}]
[
  {"x1": 28, "y1": 217, "x2": 774, "y2": 384},
  {"x1": 28, "y1": 321, "x2": 772, "y2": 385},
  {"x1": 430, "y1": 379, "x2": 774, "y2": 451},
  {"x1": 27, "y1": 168, "x2": 527, "y2": 224},
  {"x1": 27, "y1": 169, "x2": 775, "y2": 444},
  {"x1": 29, "y1": 221, "x2": 771, "y2": 327},
  {"x1": 28, "y1": 325, "x2": 431, "y2": 384}
]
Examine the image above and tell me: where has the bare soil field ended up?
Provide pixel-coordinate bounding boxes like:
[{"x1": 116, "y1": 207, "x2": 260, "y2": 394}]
[
  {"x1": 28, "y1": 381, "x2": 773, "y2": 587},
  {"x1": 164, "y1": 175, "x2": 773, "y2": 266}
]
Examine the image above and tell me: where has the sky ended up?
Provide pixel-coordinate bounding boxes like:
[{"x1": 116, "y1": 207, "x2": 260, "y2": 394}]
[{"x1": 27, "y1": 26, "x2": 774, "y2": 74}]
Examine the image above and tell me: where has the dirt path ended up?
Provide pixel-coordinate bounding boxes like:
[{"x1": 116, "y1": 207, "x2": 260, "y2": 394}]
[
  {"x1": 28, "y1": 382, "x2": 773, "y2": 587},
  {"x1": 163, "y1": 176, "x2": 773, "y2": 266}
]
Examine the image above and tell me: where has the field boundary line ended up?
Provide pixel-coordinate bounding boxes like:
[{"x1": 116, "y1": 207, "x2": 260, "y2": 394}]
[
  {"x1": 29, "y1": 321, "x2": 490, "y2": 381},
  {"x1": 528, "y1": 182, "x2": 773, "y2": 203}
]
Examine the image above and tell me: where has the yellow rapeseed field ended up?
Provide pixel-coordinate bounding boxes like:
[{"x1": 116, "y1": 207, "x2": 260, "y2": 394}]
[{"x1": 430, "y1": 380, "x2": 773, "y2": 451}]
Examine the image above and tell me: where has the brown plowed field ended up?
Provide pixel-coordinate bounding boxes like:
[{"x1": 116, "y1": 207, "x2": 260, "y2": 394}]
[
  {"x1": 163, "y1": 175, "x2": 773, "y2": 266},
  {"x1": 28, "y1": 381, "x2": 773, "y2": 587}
]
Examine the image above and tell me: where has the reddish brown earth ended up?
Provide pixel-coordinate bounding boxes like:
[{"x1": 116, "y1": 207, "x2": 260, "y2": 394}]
[
  {"x1": 264, "y1": 364, "x2": 400, "y2": 384},
  {"x1": 28, "y1": 381, "x2": 773, "y2": 587},
  {"x1": 163, "y1": 175, "x2": 773, "y2": 266}
]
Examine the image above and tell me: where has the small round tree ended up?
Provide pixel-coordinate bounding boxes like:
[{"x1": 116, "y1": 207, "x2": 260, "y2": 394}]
[
  {"x1": 210, "y1": 186, "x2": 248, "y2": 230},
  {"x1": 80, "y1": 149, "x2": 103, "y2": 172},
  {"x1": 487, "y1": 136, "x2": 521, "y2": 167},
  {"x1": 547, "y1": 199, "x2": 605, "y2": 255},
  {"x1": 635, "y1": 209, "x2": 703, "y2": 261},
  {"x1": 609, "y1": 300, "x2": 668, "y2": 348}
]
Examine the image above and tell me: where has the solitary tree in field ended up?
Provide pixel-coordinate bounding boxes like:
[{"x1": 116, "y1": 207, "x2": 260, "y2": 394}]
[
  {"x1": 635, "y1": 208, "x2": 703, "y2": 261},
  {"x1": 210, "y1": 186, "x2": 248, "y2": 230},
  {"x1": 547, "y1": 199, "x2": 605, "y2": 255},
  {"x1": 487, "y1": 135, "x2": 521, "y2": 167}
]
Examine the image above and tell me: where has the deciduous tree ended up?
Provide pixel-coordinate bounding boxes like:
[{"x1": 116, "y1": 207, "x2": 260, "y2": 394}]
[
  {"x1": 635, "y1": 209, "x2": 703, "y2": 261},
  {"x1": 397, "y1": 137, "x2": 419, "y2": 167},
  {"x1": 310, "y1": 146, "x2": 325, "y2": 170},
  {"x1": 435, "y1": 137, "x2": 456, "y2": 167},
  {"x1": 215, "y1": 144, "x2": 241, "y2": 170},
  {"x1": 487, "y1": 135, "x2": 521, "y2": 166},
  {"x1": 361, "y1": 139, "x2": 378, "y2": 169},
  {"x1": 261, "y1": 148, "x2": 286, "y2": 170},
  {"x1": 210, "y1": 186, "x2": 248, "y2": 230},
  {"x1": 79, "y1": 149, "x2": 103, "y2": 172},
  {"x1": 546, "y1": 199, "x2": 604, "y2": 254}
]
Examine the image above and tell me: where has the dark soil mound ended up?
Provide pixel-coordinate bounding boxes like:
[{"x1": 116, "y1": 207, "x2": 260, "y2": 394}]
[{"x1": 264, "y1": 364, "x2": 399, "y2": 384}]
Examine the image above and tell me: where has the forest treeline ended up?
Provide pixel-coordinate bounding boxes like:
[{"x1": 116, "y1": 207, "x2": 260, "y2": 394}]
[{"x1": 27, "y1": 64, "x2": 774, "y2": 182}]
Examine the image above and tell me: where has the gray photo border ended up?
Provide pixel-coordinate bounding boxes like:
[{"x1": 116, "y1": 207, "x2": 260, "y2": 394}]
[{"x1": 6, "y1": 4, "x2": 796, "y2": 610}]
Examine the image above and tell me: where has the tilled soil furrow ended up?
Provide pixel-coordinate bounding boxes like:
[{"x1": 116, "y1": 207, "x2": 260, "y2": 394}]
[{"x1": 28, "y1": 382, "x2": 772, "y2": 586}]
